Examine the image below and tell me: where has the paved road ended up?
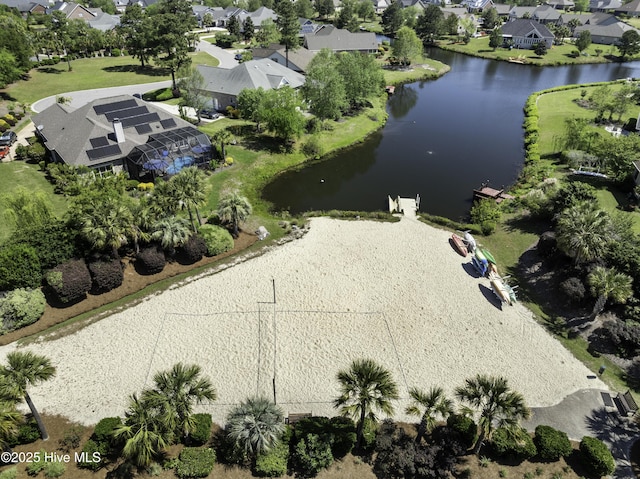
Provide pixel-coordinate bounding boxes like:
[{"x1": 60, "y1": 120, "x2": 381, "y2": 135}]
[{"x1": 522, "y1": 388, "x2": 639, "y2": 479}]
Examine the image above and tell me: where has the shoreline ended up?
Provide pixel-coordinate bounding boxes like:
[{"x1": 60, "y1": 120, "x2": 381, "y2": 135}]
[{"x1": 2, "y1": 217, "x2": 606, "y2": 427}]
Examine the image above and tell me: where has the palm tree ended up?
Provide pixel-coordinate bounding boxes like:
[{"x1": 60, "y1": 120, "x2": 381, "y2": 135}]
[
  {"x1": 80, "y1": 197, "x2": 134, "y2": 257},
  {"x1": 113, "y1": 394, "x2": 167, "y2": 468},
  {"x1": 0, "y1": 401, "x2": 21, "y2": 450},
  {"x1": 555, "y1": 202, "x2": 611, "y2": 264},
  {"x1": 151, "y1": 216, "x2": 192, "y2": 256},
  {"x1": 212, "y1": 129, "x2": 234, "y2": 160},
  {"x1": 334, "y1": 358, "x2": 399, "y2": 449},
  {"x1": 170, "y1": 167, "x2": 207, "y2": 231},
  {"x1": 129, "y1": 201, "x2": 153, "y2": 254},
  {"x1": 587, "y1": 266, "x2": 633, "y2": 321},
  {"x1": 151, "y1": 179, "x2": 181, "y2": 217},
  {"x1": 0, "y1": 351, "x2": 56, "y2": 441},
  {"x1": 455, "y1": 374, "x2": 530, "y2": 455},
  {"x1": 217, "y1": 192, "x2": 252, "y2": 238},
  {"x1": 226, "y1": 396, "x2": 284, "y2": 459},
  {"x1": 405, "y1": 386, "x2": 453, "y2": 444},
  {"x1": 142, "y1": 363, "x2": 216, "y2": 442}
]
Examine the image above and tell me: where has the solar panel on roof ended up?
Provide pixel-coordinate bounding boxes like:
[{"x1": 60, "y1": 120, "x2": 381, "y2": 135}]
[
  {"x1": 122, "y1": 112, "x2": 160, "y2": 128},
  {"x1": 93, "y1": 99, "x2": 138, "y2": 115},
  {"x1": 105, "y1": 106, "x2": 149, "y2": 122},
  {"x1": 160, "y1": 118, "x2": 177, "y2": 129},
  {"x1": 86, "y1": 144, "x2": 122, "y2": 161},
  {"x1": 136, "y1": 124, "x2": 153, "y2": 134},
  {"x1": 89, "y1": 136, "x2": 109, "y2": 148}
]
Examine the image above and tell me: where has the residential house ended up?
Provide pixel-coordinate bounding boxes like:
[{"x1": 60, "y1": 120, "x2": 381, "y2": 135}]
[
  {"x1": 616, "y1": 0, "x2": 640, "y2": 16},
  {"x1": 373, "y1": 0, "x2": 390, "y2": 14},
  {"x1": 589, "y1": 0, "x2": 622, "y2": 13},
  {"x1": 196, "y1": 58, "x2": 305, "y2": 111},
  {"x1": 193, "y1": 5, "x2": 221, "y2": 26},
  {"x1": 251, "y1": 43, "x2": 317, "y2": 73},
  {"x1": 500, "y1": 18, "x2": 554, "y2": 48},
  {"x1": 546, "y1": 0, "x2": 575, "y2": 10},
  {"x1": 237, "y1": 6, "x2": 277, "y2": 28},
  {"x1": 126, "y1": 0, "x2": 159, "y2": 9},
  {"x1": 399, "y1": 0, "x2": 432, "y2": 10},
  {"x1": 299, "y1": 18, "x2": 319, "y2": 36},
  {"x1": 441, "y1": 7, "x2": 478, "y2": 36},
  {"x1": 532, "y1": 5, "x2": 562, "y2": 25},
  {"x1": 492, "y1": 3, "x2": 513, "y2": 18},
  {"x1": 461, "y1": 0, "x2": 494, "y2": 13},
  {"x1": 574, "y1": 13, "x2": 639, "y2": 43},
  {"x1": 48, "y1": 1, "x2": 119, "y2": 30},
  {"x1": 508, "y1": 6, "x2": 538, "y2": 21},
  {"x1": 33, "y1": 95, "x2": 212, "y2": 180},
  {"x1": 0, "y1": 0, "x2": 48, "y2": 16},
  {"x1": 304, "y1": 25, "x2": 378, "y2": 53}
]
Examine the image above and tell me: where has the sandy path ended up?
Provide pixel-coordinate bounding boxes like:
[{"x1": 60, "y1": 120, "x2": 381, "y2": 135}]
[{"x1": 1, "y1": 217, "x2": 606, "y2": 426}]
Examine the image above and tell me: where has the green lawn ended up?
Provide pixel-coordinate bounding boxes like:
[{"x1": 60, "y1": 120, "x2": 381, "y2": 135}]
[
  {"x1": 382, "y1": 57, "x2": 451, "y2": 84},
  {"x1": 0, "y1": 162, "x2": 68, "y2": 243},
  {"x1": 438, "y1": 36, "x2": 624, "y2": 66}
]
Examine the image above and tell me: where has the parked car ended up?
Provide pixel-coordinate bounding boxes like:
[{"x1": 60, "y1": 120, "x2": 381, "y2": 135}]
[
  {"x1": 198, "y1": 109, "x2": 220, "y2": 120},
  {"x1": 234, "y1": 53, "x2": 243, "y2": 61},
  {"x1": 0, "y1": 131, "x2": 17, "y2": 146},
  {"x1": 0, "y1": 146, "x2": 9, "y2": 159}
]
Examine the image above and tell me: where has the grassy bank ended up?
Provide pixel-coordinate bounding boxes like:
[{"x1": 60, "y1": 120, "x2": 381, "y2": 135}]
[{"x1": 438, "y1": 36, "x2": 624, "y2": 66}]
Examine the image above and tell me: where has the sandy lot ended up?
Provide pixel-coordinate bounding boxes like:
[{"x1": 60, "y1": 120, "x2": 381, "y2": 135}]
[{"x1": 1, "y1": 217, "x2": 606, "y2": 426}]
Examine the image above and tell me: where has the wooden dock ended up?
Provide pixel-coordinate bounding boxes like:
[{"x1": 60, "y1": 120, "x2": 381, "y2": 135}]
[
  {"x1": 388, "y1": 195, "x2": 420, "y2": 218},
  {"x1": 473, "y1": 186, "x2": 514, "y2": 204}
]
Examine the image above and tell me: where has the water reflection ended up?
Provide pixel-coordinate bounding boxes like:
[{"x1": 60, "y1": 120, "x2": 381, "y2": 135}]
[{"x1": 387, "y1": 85, "x2": 418, "y2": 119}]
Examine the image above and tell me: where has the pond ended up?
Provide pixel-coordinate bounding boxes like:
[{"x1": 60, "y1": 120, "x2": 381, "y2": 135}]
[{"x1": 262, "y1": 49, "x2": 640, "y2": 221}]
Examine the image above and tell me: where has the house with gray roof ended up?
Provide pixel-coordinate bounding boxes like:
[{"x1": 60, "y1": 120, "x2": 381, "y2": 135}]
[
  {"x1": 196, "y1": 59, "x2": 305, "y2": 111},
  {"x1": 616, "y1": 0, "x2": 640, "y2": 16},
  {"x1": 237, "y1": 6, "x2": 277, "y2": 28},
  {"x1": 492, "y1": 3, "x2": 512, "y2": 17},
  {"x1": 589, "y1": 0, "x2": 622, "y2": 12},
  {"x1": 532, "y1": 5, "x2": 562, "y2": 25},
  {"x1": 546, "y1": 0, "x2": 575, "y2": 10},
  {"x1": 574, "y1": 13, "x2": 639, "y2": 43},
  {"x1": 33, "y1": 95, "x2": 212, "y2": 180},
  {"x1": 0, "y1": 0, "x2": 48, "y2": 16},
  {"x1": 508, "y1": 6, "x2": 538, "y2": 20},
  {"x1": 47, "y1": 1, "x2": 119, "y2": 29},
  {"x1": 461, "y1": 0, "x2": 493, "y2": 12},
  {"x1": 500, "y1": 18, "x2": 554, "y2": 48},
  {"x1": 441, "y1": 7, "x2": 478, "y2": 35},
  {"x1": 304, "y1": 25, "x2": 378, "y2": 53},
  {"x1": 251, "y1": 43, "x2": 317, "y2": 72}
]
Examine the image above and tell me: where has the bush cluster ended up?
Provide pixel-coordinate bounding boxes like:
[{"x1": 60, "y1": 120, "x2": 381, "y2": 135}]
[
  {"x1": 294, "y1": 416, "x2": 356, "y2": 459},
  {"x1": 254, "y1": 441, "x2": 289, "y2": 477},
  {"x1": 198, "y1": 225, "x2": 234, "y2": 256},
  {"x1": 579, "y1": 436, "x2": 615, "y2": 477},
  {"x1": 44, "y1": 259, "x2": 92, "y2": 305},
  {"x1": 175, "y1": 447, "x2": 216, "y2": 479},
  {"x1": 88, "y1": 257, "x2": 124, "y2": 294},
  {"x1": 533, "y1": 425, "x2": 572, "y2": 461},
  {"x1": 560, "y1": 277, "x2": 586, "y2": 303},
  {"x1": 491, "y1": 427, "x2": 537, "y2": 461},
  {"x1": 301, "y1": 136, "x2": 324, "y2": 159},
  {"x1": 179, "y1": 234, "x2": 208, "y2": 265},
  {"x1": 136, "y1": 245, "x2": 166, "y2": 275},
  {"x1": 602, "y1": 319, "x2": 640, "y2": 359},
  {"x1": 446, "y1": 414, "x2": 477, "y2": 450},
  {"x1": 8, "y1": 221, "x2": 78, "y2": 271},
  {"x1": 0, "y1": 244, "x2": 42, "y2": 291},
  {"x1": 25, "y1": 449, "x2": 66, "y2": 477},
  {"x1": 8, "y1": 418, "x2": 40, "y2": 447},
  {"x1": 0, "y1": 288, "x2": 46, "y2": 332},
  {"x1": 78, "y1": 417, "x2": 122, "y2": 471},
  {"x1": 189, "y1": 413, "x2": 212, "y2": 446}
]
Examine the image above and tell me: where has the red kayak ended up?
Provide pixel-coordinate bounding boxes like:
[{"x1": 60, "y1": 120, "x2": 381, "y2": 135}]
[{"x1": 450, "y1": 233, "x2": 468, "y2": 257}]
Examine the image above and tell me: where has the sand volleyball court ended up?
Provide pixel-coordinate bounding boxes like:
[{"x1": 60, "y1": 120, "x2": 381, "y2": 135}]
[{"x1": 0, "y1": 217, "x2": 606, "y2": 426}]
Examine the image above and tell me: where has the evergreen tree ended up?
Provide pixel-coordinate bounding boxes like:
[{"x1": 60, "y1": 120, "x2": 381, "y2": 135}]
[{"x1": 275, "y1": 0, "x2": 299, "y2": 68}]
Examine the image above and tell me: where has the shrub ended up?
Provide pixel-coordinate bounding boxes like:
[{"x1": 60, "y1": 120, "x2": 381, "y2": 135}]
[
  {"x1": 44, "y1": 258, "x2": 92, "y2": 304},
  {"x1": 178, "y1": 234, "x2": 208, "y2": 265},
  {"x1": 8, "y1": 418, "x2": 40, "y2": 447},
  {"x1": 480, "y1": 220, "x2": 496, "y2": 235},
  {"x1": 58, "y1": 426, "x2": 83, "y2": 452},
  {"x1": 491, "y1": 427, "x2": 536, "y2": 461},
  {"x1": 470, "y1": 199, "x2": 501, "y2": 227},
  {"x1": 91, "y1": 416, "x2": 122, "y2": 452},
  {"x1": 25, "y1": 450, "x2": 46, "y2": 476},
  {"x1": 111, "y1": 48, "x2": 121, "y2": 56},
  {"x1": 77, "y1": 439, "x2": 107, "y2": 471},
  {"x1": 215, "y1": 33, "x2": 237, "y2": 48},
  {"x1": 0, "y1": 244, "x2": 42, "y2": 291},
  {"x1": 3, "y1": 114, "x2": 16, "y2": 126},
  {"x1": 198, "y1": 224, "x2": 234, "y2": 256},
  {"x1": 534, "y1": 425, "x2": 572, "y2": 462},
  {"x1": 8, "y1": 221, "x2": 78, "y2": 272},
  {"x1": 189, "y1": 413, "x2": 212, "y2": 446},
  {"x1": 292, "y1": 433, "x2": 333, "y2": 477},
  {"x1": 175, "y1": 447, "x2": 216, "y2": 479},
  {"x1": 602, "y1": 319, "x2": 640, "y2": 359},
  {"x1": 579, "y1": 436, "x2": 615, "y2": 477},
  {"x1": 136, "y1": 245, "x2": 166, "y2": 275},
  {"x1": 254, "y1": 441, "x2": 289, "y2": 477},
  {"x1": 0, "y1": 467, "x2": 17, "y2": 479},
  {"x1": 536, "y1": 231, "x2": 557, "y2": 258},
  {"x1": 446, "y1": 414, "x2": 477, "y2": 450},
  {"x1": 88, "y1": 257, "x2": 123, "y2": 293},
  {"x1": 0, "y1": 288, "x2": 46, "y2": 332},
  {"x1": 302, "y1": 136, "x2": 324, "y2": 159},
  {"x1": 560, "y1": 277, "x2": 586, "y2": 303},
  {"x1": 156, "y1": 89, "x2": 174, "y2": 101},
  {"x1": 294, "y1": 416, "x2": 356, "y2": 459},
  {"x1": 43, "y1": 461, "x2": 65, "y2": 478}
]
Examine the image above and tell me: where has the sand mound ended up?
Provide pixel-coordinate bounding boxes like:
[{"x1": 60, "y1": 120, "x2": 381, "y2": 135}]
[{"x1": 0, "y1": 217, "x2": 605, "y2": 426}]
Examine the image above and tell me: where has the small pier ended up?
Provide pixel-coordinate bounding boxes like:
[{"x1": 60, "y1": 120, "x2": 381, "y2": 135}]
[
  {"x1": 388, "y1": 194, "x2": 420, "y2": 218},
  {"x1": 473, "y1": 186, "x2": 514, "y2": 204}
]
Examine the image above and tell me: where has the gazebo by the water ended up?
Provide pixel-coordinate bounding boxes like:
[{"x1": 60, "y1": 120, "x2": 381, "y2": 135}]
[{"x1": 125, "y1": 127, "x2": 213, "y2": 181}]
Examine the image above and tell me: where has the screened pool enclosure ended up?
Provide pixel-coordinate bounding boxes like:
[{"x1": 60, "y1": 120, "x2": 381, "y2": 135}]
[{"x1": 125, "y1": 127, "x2": 213, "y2": 180}]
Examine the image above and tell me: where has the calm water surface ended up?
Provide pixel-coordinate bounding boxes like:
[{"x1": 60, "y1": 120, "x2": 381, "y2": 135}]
[{"x1": 263, "y1": 50, "x2": 640, "y2": 220}]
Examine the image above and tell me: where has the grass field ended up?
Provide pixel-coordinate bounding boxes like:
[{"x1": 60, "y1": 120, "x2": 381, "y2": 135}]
[{"x1": 439, "y1": 36, "x2": 623, "y2": 66}]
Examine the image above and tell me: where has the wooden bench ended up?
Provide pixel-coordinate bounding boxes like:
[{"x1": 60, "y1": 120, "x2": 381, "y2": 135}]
[
  {"x1": 614, "y1": 390, "x2": 638, "y2": 417},
  {"x1": 285, "y1": 413, "x2": 312, "y2": 425}
]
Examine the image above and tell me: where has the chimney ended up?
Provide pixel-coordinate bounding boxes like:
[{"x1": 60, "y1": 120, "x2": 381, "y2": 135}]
[{"x1": 113, "y1": 118, "x2": 125, "y2": 143}]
